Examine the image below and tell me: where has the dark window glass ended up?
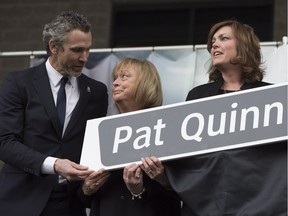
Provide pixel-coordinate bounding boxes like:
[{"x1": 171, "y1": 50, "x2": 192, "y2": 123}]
[{"x1": 111, "y1": 2, "x2": 273, "y2": 47}]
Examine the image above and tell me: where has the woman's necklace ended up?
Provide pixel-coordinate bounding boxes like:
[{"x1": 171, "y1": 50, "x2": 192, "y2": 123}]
[
  {"x1": 223, "y1": 89, "x2": 240, "y2": 94},
  {"x1": 222, "y1": 82, "x2": 243, "y2": 94}
]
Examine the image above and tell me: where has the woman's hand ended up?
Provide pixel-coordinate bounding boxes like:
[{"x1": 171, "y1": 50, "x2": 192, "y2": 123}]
[
  {"x1": 82, "y1": 168, "x2": 110, "y2": 196},
  {"x1": 141, "y1": 156, "x2": 171, "y2": 189},
  {"x1": 123, "y1": 163, "x2": 144, "y2": 194}
]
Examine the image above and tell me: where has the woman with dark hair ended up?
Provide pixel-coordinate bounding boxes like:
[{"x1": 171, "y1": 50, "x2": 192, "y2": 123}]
[{"x1": 165, "y1": 20, "x2": 287, "y2": 216}]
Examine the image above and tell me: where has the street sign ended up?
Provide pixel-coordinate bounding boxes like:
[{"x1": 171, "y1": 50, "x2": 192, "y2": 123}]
[{"x1": 80, "y1": 83, "x2": 287, "y2": 170}]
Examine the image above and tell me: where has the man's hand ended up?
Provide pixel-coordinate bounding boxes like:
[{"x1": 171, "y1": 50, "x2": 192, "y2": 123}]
[{"x1": 54, "y1": 159, "x2": 93, "y2": 181}]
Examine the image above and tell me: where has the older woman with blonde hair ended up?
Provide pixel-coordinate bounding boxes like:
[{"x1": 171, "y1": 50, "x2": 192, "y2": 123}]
[
  {"x1": 112, "y1": 58, "x2": 163, "y2": 112},
  {"x1": 80, "y1": 58, "x2": 181, "y2": 216}
]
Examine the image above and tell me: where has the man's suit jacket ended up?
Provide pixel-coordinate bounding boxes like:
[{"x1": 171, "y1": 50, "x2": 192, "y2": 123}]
[{"x1": 0, "y1": 62, "x2": 108, "y2": 216}]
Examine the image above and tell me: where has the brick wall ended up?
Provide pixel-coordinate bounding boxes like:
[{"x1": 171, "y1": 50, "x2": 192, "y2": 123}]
[
  {"x1": 0, "y1": 0, "x2": 112, "y2": 77},
  {"x1": 0, "y1": 0, "x2": 287, "y2": 77}
]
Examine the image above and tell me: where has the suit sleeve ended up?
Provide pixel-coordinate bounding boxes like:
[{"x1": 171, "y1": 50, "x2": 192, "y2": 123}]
[{"x1": 0, "y1": 72, "x2": 46, "y2": 175}]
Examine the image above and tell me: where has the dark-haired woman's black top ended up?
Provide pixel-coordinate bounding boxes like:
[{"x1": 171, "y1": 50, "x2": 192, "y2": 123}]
[{"x1": 165, "y1": 79, "x2": 287, "y2": 216}]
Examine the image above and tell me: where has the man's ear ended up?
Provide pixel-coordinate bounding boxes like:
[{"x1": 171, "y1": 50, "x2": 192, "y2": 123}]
[{"x1": 49, "y1": 40, "x2": 57, "y2": 54}]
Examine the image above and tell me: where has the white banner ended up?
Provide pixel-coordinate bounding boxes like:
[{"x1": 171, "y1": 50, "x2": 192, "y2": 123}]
[{"x1": 30, "y1": 42, "x2": 288, "y2": 115}]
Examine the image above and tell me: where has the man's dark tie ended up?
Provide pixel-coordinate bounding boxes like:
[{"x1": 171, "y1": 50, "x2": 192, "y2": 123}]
[{"x1": 57, "y1": 77, "x2": 68, "y2": 132}]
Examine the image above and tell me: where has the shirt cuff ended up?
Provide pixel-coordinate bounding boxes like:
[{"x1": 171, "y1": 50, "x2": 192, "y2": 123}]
[{"x1": 41, "y1": 156, "x2": 58, "y2": 174}]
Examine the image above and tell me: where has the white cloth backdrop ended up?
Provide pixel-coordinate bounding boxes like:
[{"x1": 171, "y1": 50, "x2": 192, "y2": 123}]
[{"x1": 30, "y1": 41, "x2": 288, "y2": 115}]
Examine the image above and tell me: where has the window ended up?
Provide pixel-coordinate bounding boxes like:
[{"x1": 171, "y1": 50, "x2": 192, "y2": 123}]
[{"x1": 111, "y1": 1, "x2": 274, "y2": 47}]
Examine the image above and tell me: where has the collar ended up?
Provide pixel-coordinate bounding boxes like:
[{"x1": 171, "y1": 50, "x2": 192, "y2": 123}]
[
  {"x1": 215, "y1": 76, "x2": 247, "y2": 90},
  {"x1": 215, "y1": 76, "x2": 262, "y2": 91},
  {"x1": 45, "y1": 58, "x2": 77, "y2": 88}
]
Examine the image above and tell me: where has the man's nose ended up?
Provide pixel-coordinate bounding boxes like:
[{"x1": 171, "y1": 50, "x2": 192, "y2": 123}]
[{"x1": 80, "y1": 50, "x2": 89, "y2": 63}]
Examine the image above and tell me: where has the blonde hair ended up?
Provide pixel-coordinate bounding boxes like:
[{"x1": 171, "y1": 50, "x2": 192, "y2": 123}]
[
  {"x1": 207, "y1": 20, "x2": 265, "y2": 83},
  {"x1": 113, "y1": 58, "x2": 163, "y2": 109}
]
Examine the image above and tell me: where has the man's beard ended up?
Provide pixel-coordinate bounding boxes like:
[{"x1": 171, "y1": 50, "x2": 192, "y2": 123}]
[{"x1": 60, "y1": 64, "x2": 82, "y2": 77}]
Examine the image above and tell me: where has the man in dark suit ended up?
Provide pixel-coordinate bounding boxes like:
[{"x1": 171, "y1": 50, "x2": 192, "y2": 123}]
[{"x1": 0, "y1": 11, "x2": 108, "y2": 216}]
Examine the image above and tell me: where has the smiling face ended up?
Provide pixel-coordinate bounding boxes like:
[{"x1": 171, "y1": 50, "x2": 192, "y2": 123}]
[
  {"x1": 210, "y1": 26, "x2": 238, "y2": 69},
  {"x1": 112, "y1": 64, "x2": 139, "y2": 111},
  {"x1": 49, "y1": 29, "x2": 92, "y2": 77}
]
